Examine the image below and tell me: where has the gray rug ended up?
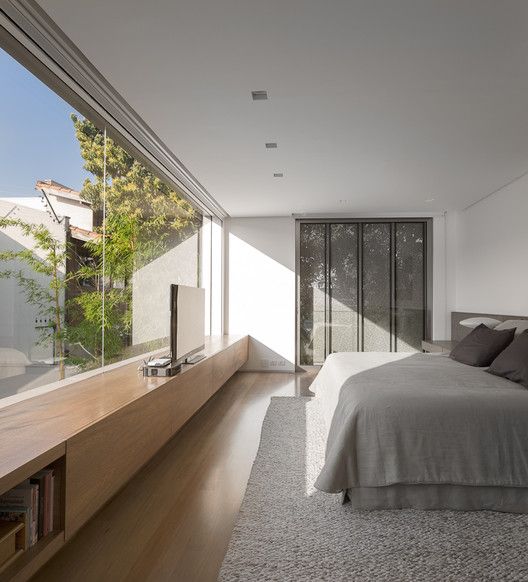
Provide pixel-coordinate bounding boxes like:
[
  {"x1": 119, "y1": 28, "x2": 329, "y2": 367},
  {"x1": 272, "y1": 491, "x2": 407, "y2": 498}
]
[{"x1": 219, "y1": 397, "x2": 528, "y2": 581}]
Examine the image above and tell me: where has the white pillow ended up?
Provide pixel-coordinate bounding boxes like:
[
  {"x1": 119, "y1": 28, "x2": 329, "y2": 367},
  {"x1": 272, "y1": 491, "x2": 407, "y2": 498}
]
[
  {"x1": 494, "y1": 319, "x2": 528, "y2": 335},
  {"x1": 459, "y1": 317, "x2": 501, "y2": 329}
]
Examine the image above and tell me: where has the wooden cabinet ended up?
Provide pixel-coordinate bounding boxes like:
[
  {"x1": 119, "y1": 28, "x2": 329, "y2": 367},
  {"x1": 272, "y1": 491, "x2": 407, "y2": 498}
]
[
  {"x1": 0, "y1": 335, "x2": 248, "y2": 580},
  {"x1": 65, "y1": 386, "x2": 174, "y2": 538},
  {"x1": 65, "y1": 336, "x2": 248, "y2": 539}
]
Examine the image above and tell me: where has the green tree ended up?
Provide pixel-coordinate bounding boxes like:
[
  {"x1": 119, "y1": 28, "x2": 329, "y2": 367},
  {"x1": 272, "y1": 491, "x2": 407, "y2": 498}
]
[
  {"x1": 68, "y1": 115, "x2": 201, "y2": 364},
  {"x1": 0, "y1": 219, "x2": 72, "y2": 379},
  {"x1": 71, "y1": 114, "x2": 200, "y2": 267}
]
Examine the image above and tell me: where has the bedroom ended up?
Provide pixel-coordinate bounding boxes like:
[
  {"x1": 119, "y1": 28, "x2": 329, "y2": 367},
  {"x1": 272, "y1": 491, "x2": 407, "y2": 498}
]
[{"x1": 0, "y1": 1, "x2": 528, "y2": 580}]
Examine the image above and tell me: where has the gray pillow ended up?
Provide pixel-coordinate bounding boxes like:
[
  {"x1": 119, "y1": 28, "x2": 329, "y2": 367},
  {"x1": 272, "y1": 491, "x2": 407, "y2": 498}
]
[
  {"x1": 494, "y1": 319, "x2": 528, "y2": 335},
  {"x1": 459, "y1": 317, "x2": 501, "y2": 329},
  {"x1": 488, "y1": 330, "x2": 528, "y2": 387},
  {"x1": 450, "y1": 324, "x2": 515, "y2": 367}
]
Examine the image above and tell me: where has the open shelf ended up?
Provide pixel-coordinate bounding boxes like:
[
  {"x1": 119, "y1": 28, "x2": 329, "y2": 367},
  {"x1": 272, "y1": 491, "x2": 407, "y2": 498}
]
[{"x1": 0, "y1": 455, "x2": 65, "y2": 581}]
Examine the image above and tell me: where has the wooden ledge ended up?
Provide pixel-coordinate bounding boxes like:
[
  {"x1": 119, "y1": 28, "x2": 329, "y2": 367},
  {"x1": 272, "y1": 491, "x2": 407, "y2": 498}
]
[{"x1": 0, "y1": 335, "x2": 247, "y2": 495}]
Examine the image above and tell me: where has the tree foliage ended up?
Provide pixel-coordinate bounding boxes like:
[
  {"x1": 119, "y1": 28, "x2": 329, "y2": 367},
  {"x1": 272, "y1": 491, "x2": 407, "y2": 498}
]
[{"x1": 69, "y1": 115, "x2": 201, "y2": 365}]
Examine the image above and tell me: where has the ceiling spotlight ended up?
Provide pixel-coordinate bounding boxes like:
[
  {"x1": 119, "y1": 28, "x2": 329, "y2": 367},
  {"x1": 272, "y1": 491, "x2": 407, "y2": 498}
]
[
  {"x1": 265, "y1": 142, "x2": 278, "y2": 149},
  {"x1": 251, "y1": 90, "x2": 268, "y2": 101},
  {"x1": 273, "y1": 172, "x2": 284, "y2": 178}
]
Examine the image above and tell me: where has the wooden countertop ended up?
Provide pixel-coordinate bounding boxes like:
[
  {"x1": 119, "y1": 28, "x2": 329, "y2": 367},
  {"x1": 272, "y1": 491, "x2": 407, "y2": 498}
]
[{"x1": 0, "y1": 335, "x2": 245, "y2": 492}]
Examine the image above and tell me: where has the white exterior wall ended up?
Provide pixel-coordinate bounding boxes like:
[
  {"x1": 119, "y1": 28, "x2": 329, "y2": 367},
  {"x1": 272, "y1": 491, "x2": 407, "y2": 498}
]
[
  {"x1": 2, "y1": 194, "x2": 93, "y2": 231},
  {"x1": 0, "y1": 200, "x2": 67, "y2": 362}
]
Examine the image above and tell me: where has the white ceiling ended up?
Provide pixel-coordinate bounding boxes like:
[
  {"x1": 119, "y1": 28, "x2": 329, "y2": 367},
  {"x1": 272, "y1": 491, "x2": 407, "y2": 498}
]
[{"x1": 38, "y1": 0, "x2": 528, "y2": 217}]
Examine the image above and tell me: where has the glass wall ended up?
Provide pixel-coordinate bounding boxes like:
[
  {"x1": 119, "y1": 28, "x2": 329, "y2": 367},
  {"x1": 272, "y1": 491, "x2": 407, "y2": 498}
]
[
  {"x1": 362, "y1": 223, "x2": 392, "y2": 352},
  {"x1": 329, "y1": 223, "x2": 358, "y2": 353},
  {"x1": 395, "y1": 222, "x2": 425, "y2": 352},
  {"x1": 298, "y1": 220, "x2": 428, "y2": 365},
  {"x1": 299, "y1": 223, "x2": 326, "y2": 365},
  {"x1": 0, "y1": 47, "x2": 215, "y2": 402}
]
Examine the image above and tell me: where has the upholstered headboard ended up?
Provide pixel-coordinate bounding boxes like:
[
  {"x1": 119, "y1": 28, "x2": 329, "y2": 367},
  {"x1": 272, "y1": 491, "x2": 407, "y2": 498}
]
[{"x1": 451, "y1": 312, "x2": 528, "y2": 342}]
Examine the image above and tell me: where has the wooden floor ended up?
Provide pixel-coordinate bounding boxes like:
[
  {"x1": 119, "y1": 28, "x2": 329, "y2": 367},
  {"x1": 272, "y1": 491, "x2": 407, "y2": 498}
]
[{"x1": 32, "y1": 369, "x2": 318, "y2": 582}]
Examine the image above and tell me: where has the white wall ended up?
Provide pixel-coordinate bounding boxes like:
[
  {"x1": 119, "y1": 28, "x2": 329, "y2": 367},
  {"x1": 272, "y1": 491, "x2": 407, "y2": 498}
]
[
  {"x1": 226, "y1": 217, "x2": 296, "y2": 372},
  {"x1": 226, "y1": 215, "x2": 447, "y2": 371},
  {"x1": 452, "y1": 173, "x2": 528, "y2": 316}
]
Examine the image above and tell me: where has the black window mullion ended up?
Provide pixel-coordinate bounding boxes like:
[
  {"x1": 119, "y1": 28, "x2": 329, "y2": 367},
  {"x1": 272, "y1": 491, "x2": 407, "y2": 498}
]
[
  {"x1": 390, "y1": 222, "x2": 397, "y2": 352},
  {"x1": 358, "y1": 223, "x2": 364, "y2": 352},
  {"x1": 324, "y1": 224, "x2": 332, "y2": 359}
]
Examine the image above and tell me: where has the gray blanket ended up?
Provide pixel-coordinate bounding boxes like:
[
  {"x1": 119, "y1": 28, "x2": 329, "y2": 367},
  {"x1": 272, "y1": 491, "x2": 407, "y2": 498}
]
[{"x1": 313, "y1": 352, "x2": 528, "y2": 493}]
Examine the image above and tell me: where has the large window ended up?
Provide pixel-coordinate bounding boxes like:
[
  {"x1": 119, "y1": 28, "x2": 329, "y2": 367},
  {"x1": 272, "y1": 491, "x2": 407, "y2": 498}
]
[
  {"x1": 298, "y1": 220, "x2": 430, "y2": 365},
  {"x1": 0, "y1": 47, "x2": 218, "y2": 402}
]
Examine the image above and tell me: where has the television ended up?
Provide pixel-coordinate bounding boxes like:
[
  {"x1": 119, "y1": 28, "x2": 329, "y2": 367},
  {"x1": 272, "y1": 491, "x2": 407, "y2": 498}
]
[{"x1": 170, "y1": 284, "x2": 205, "y2": 365}]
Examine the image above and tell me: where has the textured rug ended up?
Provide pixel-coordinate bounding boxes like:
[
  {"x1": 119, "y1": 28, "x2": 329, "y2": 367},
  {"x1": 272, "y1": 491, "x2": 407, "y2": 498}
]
[{"x1": 218, "y1": 397, "x2": 528, "y2": 581}]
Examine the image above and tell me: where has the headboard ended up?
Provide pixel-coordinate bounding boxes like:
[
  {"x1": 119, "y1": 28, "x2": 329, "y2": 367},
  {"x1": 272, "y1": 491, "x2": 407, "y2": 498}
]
[{"x1": 451, "y1": 311, "x2": 528, "y2": 342}]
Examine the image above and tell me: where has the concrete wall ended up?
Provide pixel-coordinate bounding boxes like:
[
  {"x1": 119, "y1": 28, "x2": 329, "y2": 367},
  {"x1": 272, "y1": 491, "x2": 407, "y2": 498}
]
[{"x1": 131, "y1": 232, "x2": 199, "y2": 346}]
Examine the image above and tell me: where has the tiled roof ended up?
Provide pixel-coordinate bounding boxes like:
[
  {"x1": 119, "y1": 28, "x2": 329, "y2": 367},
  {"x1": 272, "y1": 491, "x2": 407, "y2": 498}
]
[
  {"x1": 35, "y1": 179, "x2": 90, "y2": 205},
  {"x1": 69, "y1": 226, "x2": 100, "y2": 242},
  {"x1": 36, "y1": 179, "x2": 80, "y2": 196}
]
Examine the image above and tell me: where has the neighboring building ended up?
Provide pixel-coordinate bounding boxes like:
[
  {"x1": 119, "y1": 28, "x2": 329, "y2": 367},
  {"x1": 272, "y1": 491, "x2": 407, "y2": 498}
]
[
  {"x1": 35, "y1": 179, "x2": 94, "y2": 232},
  {"x1": 0, "y1": 180, "x2": 96, "y2": 380}
]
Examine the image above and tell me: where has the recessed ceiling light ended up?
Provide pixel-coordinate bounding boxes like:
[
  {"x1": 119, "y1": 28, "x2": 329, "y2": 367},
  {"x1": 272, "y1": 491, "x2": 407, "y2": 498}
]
[
  {"x1": 265, "y1": 142, "x2": 278, "y2": 149},
  {"x1": 251, "y1": 90, "x2": 268, "y2": 101},
  {"x1": 273, "y1": 172, "x2": 284, "y2": 178}
]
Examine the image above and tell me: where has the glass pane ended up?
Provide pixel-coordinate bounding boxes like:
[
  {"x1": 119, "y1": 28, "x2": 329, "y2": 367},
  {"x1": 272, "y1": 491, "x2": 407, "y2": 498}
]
[
  {"x1": 362, "y1": 223, "x2": 391, "y2": 351},
  {"x1": 329, "y1": 224, "x2": 358, "y2": 353},
  {"x1": 0, "y1": 47, "x2": 103, "y2": 400},
  {"x1": 395, "y1": 223, "x2": 425, "y2": 351},
  {"x1": 70, "y1": 119, "x2": 204, "y2": 366},
  {"x1": 299, "y1": 223, "x2": 326, "y2": 365}
]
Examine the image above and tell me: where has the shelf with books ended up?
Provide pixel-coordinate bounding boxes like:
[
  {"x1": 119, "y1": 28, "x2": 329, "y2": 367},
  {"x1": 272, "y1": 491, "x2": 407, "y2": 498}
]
[{"x1": 0, "y1": 455, "x2": 65, "y2": 580}]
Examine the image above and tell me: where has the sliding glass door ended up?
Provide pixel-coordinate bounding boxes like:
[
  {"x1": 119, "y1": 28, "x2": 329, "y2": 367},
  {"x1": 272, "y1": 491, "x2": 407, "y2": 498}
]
[{"x1": 297, "y1": 220, "x2": 429, "y2": 365}]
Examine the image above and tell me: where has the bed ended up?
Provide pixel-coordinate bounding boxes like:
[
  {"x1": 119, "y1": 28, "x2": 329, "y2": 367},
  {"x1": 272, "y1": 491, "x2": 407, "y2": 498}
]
[{"x1": 312, "y1": 350, "x2": 528, "y2": 512}]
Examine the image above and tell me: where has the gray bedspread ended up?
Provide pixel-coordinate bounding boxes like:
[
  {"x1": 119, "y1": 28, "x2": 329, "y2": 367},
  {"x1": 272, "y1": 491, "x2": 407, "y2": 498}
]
[{"x1": 313, "y1": 352, "x2": 528, "y2": 493}]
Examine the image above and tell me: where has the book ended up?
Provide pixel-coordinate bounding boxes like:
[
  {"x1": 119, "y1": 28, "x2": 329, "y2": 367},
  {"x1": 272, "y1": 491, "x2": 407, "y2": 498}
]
[
  {"x1": 30, "y1": 474, "x2": 45, "y2": 539},
  {"x1": 30, "y1": 483, "x2": 38, "y2": 546},
  {"x1": 0, "y1": 482, "x2": 32, "y2": 509},
  {"x1": 48, "y1": 472, "x2": 54, "y2": 533},
  {"x1": 31, "y1": 469, "x2": 54, "y2": 538},
  {"x1": 0, "y1": 481, "x2": 39, "y2": 547}
]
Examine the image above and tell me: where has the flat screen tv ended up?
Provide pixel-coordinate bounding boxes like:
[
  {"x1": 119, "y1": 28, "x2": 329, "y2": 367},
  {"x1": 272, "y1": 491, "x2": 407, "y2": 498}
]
[{"x1": 170, "y1": 284, "x2": 205, "y2": 365}]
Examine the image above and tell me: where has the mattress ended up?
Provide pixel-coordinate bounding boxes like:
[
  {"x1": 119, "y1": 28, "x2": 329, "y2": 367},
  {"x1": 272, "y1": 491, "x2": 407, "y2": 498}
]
[{"x1": 312, "y1": 352, "x2": 528, "y2": 511}]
